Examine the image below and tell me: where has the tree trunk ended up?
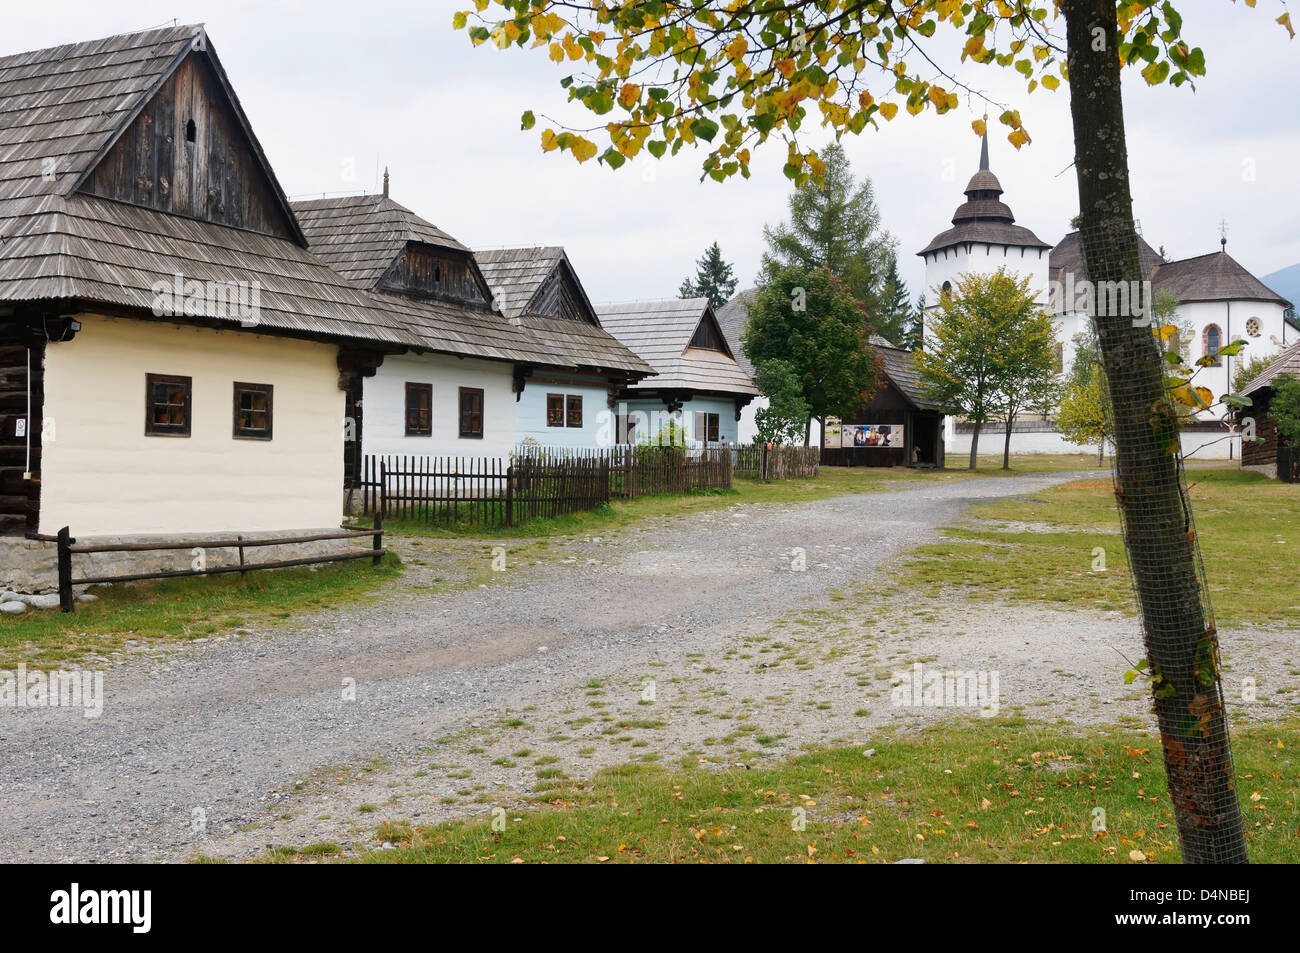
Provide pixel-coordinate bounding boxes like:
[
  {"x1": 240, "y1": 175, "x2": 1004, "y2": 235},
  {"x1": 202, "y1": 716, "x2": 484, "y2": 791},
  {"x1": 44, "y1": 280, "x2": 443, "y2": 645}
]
[
  {"x1": 1063, "y1": 0, "x2": 1247, "y2": 863},
  {"x1": 1097, "y1": 440, "x2": 1105, "y2": 467},
  {"x1": 1002, "y1": 412, "x2": 1015, "y2": 470},
  {"x1": 803, "y1": 416, "x2": 812, "y2": 448},
  {"x1": 967, "y1": 422, "x2": 980, "y2": 470}
]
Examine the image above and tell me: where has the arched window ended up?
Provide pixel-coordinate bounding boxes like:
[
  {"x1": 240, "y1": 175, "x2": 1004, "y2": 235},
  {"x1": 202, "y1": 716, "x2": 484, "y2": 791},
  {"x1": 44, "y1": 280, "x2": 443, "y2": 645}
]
[
  {"x1": 1203, "y1": 324, "x2": 1222, "y2": 366},
  {"x1": 185, "y1": 119, "x2": 196, "y2": 143},
  {"x1": 940, "y1": 280, "x2": 952, "y2": 301}
]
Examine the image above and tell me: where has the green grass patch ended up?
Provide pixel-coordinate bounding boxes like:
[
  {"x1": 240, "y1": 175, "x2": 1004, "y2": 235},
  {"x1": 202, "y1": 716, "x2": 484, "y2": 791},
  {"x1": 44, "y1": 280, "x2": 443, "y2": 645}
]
[
  {"x1": 899, "y1": 468, "x2": 1300, "y2": 627},
  {"x1": 380, "y1": 454, "x2": 1104, "y2": 540},
  {"x1": 349, "y1": 717, "x2": 1298, "y2": 864},
  {"x1": 0, "y1": 552, "x2": 402, "y2": 670}
]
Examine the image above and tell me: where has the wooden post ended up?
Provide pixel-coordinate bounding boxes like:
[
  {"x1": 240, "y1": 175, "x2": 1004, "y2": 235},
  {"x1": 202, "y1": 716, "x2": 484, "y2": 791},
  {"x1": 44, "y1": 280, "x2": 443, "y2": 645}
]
[
  {"x1": 237, "y1": 535, "x2": 246, "y2": 580},
  {"x1": 57, "y1": 526, "x2": 75, "y2": 613},
  {"x1": 505, "y1": 465, "x2": 514, "y2": 528},
  {"x1": 372, "y1": 508, "x2": 383, "y2": 565}
]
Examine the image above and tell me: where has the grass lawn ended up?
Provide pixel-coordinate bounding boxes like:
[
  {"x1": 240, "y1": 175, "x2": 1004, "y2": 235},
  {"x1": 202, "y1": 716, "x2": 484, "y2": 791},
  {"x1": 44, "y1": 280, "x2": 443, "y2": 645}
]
[
  {"x1": 0, "y1": 553, "x2": 402, "y2": 670},
  {"x1": 379, "y1": 452, "x2": 1106, "y2": 540},
  {"x1": 899, "y1": 467, "x2": 1300, "y2": 628},
  {"x1": 281, "y1": 717, "x2": 1297, "y2": 864}
]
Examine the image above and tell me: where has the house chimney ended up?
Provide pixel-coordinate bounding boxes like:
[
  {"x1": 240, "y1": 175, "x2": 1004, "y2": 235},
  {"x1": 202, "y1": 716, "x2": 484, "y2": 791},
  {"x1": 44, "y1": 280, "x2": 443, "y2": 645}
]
[{"x1": 383, "y1": 167, "x2": 389, "y2": 198}]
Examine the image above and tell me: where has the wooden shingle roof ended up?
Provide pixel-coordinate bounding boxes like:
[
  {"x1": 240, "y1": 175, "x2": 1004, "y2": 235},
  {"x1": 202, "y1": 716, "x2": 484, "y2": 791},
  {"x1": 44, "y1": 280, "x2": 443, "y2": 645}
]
[
  {"x1": 476, "y1": 246, "x2": 653, "y2": 376},
  {"x1": 475, "y1": 246, "x2": 571, "y2": 319},
  {"x1": 1241, "y1": 339, "x2": 1300, "y2": 398},
  {"x1": 293, "y1": 194, "x2": 468, "y2": 288},
  {"x1": 0, "y1": 26, "x2": 419, "y2": 347},
  {"x1": 715, "y1": 287, "x2": 757, "y2": 377},
  {"x1": 875, "y1": 344, "x2": 943, "y2": 411},
  {"x1": 597, "y1": 298, "x2": 758, "y2": 396},
  {"x1": 0, "y1": 25, "x2": 195, "y2": 208}
]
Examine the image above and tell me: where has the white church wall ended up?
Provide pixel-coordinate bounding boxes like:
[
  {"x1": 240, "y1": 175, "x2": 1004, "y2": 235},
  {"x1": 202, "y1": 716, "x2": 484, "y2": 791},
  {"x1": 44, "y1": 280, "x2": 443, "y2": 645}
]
[{"x1": 944, "y1": 423, "x2": 1240, "y2": 460}]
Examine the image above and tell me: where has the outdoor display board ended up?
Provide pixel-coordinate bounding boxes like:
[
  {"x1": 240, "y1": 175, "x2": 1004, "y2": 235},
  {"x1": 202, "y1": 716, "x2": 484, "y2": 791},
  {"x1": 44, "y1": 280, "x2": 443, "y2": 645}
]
[{"x1": 841, "y1": 423, "x2": 904, "y2": 448}]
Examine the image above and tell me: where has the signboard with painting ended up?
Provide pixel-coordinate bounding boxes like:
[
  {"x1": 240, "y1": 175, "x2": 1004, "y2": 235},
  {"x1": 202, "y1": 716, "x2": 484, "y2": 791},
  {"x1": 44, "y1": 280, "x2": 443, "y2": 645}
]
[
  {"x1": 840, "y1": 424, "x2": 904, "y2": 449},
  {"x1": 824, "y1": 417, "x2": 842, "y2": 446}
]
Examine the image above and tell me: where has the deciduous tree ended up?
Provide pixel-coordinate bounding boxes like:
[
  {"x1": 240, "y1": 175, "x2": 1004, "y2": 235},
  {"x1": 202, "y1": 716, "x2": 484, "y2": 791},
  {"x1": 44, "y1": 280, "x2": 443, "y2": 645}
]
[
  {"x1": 743, "y1": 265, "x2": 877, "y2": 446},
  {"x1": 456, "y1": 0, "x2": 1294, "y2": 864}
]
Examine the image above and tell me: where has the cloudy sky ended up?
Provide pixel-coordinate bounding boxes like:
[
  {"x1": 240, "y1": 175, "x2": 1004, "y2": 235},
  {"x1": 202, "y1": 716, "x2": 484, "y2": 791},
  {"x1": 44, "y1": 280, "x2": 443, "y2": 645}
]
[{"x1": 8, "y1": 2, "x2": 1298, "y2": 303}]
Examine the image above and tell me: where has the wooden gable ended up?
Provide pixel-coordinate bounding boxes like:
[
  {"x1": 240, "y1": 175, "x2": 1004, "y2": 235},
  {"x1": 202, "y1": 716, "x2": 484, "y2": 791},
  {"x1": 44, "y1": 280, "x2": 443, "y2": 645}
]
[
  {"x1": 80, "y1": 51, "x2": 299, "y2": 242},
  {"x1": 379, "y1": 243, "x2": 492, "y2": 308},
  {"x1": 530, "y1": 261, "x2": 597, "y2": 324},
  {"x1": 686, "y1": 307, "x2": 734, "y2": 358}
]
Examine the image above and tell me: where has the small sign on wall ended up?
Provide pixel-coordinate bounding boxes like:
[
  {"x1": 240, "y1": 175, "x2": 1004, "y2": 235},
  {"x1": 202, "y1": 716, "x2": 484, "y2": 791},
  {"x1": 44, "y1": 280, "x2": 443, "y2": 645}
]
[{"x1": 14, "y1": 417, "x2": 26, "y2": 438}]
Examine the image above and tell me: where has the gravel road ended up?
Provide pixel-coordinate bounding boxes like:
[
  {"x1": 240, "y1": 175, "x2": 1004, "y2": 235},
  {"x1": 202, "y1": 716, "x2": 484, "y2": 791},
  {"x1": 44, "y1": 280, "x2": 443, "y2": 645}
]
[{"x1": 1, "y1": 469, "x2": 1291, "y2": 863}]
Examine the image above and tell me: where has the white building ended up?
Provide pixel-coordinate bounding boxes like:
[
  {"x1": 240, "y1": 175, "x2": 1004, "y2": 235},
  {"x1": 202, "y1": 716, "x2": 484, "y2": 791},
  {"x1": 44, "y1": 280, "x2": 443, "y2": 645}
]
[{"x1": 919, "y1": 137, "x2": 1297, "y2": 459}]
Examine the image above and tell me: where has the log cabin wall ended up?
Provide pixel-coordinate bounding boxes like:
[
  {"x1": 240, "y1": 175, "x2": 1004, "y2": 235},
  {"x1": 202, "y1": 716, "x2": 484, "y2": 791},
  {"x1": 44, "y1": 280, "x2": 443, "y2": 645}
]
[
  {"x1": 379, "y1": 244, "x2": 489, "y2": 307},
  {"x1": 1241, "y1": 394, "x2": 1278, "y2": 469},
  {"x1": 0, "y1": 319, "x2": 42, "y2": 536},
  {"x1": 81, "y1": 53, "x2": 298, "y2": 241}
]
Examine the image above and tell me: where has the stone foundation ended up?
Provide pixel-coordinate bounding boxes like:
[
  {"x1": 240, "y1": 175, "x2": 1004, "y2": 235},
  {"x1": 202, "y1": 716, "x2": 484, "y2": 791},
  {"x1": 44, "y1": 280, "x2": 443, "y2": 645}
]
[{"x1": 0, "y1": 528, "x2": 374, "y2": 594}]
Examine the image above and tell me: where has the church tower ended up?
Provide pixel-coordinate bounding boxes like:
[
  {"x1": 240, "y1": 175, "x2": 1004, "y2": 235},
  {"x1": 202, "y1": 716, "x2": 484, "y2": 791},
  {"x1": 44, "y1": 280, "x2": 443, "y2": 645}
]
[{"x1": 916, "y1": 133, "x2": 1052, "y2": 318}]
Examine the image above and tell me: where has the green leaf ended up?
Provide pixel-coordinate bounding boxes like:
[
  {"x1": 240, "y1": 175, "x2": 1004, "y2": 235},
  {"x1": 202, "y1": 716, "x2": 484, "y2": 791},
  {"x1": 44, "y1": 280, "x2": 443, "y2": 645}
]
[{"x1": 520, "y1": 110, "x2": 535, "y2": 131}]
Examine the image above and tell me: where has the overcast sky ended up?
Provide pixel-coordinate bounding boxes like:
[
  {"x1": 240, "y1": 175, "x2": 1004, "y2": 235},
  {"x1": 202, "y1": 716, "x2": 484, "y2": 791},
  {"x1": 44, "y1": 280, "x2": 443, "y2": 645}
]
[{"x1": 8, "y1": 2, "x2": 1298, "y2": 304}]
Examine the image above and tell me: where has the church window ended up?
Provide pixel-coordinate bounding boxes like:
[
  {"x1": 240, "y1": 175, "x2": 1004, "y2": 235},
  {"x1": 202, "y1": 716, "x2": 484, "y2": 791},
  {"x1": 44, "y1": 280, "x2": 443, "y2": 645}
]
[
  {"x1": 1246, "y1": 317, "x2": 1261, "y2": 337},
  {"x1": 1203, "y1": 324, "x2": 1223, "y2": 366}
]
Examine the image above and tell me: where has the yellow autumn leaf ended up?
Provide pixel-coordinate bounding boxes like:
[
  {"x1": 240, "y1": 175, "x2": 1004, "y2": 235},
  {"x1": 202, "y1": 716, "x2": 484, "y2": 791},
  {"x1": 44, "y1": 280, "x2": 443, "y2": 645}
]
[
  {"x1": 540, "y1": 129, "x2": 559, "y2": 152},
  {"x1": 724, "y1": 34, "x2": 748, "y2": 60},
  {"x1": 972, "y1": 118, "x2": 987, "y2": 136},
  {"x1": 618, "y1": 83, "x2": 640, "y2": 108},
  {"x1": 1280, "y1": 13, "x2": 1295, "y2": 39},
  {"x1": 568, "y1": 135, "x2": 598, "y2": 162},
  {"x1": 879, "y1": 101, "x2": 898, "y2": 120},
  {"x1": 775, "y1": 57, "x2": 795, "y2": 78},
  {"x1": 1008, "y1": 127, "x2": 1031, "y2": 149}
]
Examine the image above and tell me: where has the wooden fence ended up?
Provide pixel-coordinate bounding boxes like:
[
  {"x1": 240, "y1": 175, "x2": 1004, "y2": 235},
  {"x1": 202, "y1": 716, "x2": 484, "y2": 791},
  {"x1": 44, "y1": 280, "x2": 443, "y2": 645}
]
[
  {"x1": 54, "y1": 519, "x2": 384, "y2": 613},
  {"x1": 359, "y1": 447, "x2": 734, "y2": 527},
  {"x1": 511, "y1": 445, "x2": 733, "y2": 499},
  {"x1": 734, "y1": 445, "x2": 821, "y2": 480},
  {"x1": 360, "y1": 454, "x2": 613, "y2": 527}
]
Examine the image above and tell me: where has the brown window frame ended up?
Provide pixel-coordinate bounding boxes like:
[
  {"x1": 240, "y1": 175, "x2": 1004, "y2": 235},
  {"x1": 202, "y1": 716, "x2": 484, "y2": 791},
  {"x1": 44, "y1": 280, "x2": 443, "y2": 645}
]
[
  {"x1": 459, "y1": 386, "x2": 484, "y2": 439},
  {"x1": 232, "y1": 382, "x2": 274, "y2": 440},
  {"x1": 694, "y1": 411, "x2": 720, "y2": 444},
  {"x1": 565, "y1": 394, "x2": 583, "y2": 428},
  {"x1": 546, "y1": 393, "x2": 565, "y2": 427},
  {"x1": 145, "y1": 373, "x2": 192, "y2": 437},
  {"x1": 405, "y1": 382, "x2": 433, "y2": 436}
]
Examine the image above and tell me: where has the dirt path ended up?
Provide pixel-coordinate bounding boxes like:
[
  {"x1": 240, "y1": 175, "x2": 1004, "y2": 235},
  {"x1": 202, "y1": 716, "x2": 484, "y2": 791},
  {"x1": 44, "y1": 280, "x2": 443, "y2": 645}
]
[{"x1": 0, "y1": 470, "x2": 1291, "y2": 862}]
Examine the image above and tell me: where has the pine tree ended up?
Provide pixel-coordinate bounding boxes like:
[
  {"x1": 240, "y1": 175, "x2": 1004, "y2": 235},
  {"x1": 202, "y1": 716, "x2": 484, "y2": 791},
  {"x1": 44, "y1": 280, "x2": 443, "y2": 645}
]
[
  {"x1": 875, "y1": 257, "x2": 916, "y2": 348},
  {"x1": 761, "y1": 143, "x2": 895, "y2": 319},
  {"x1": 678, "y1": 242, "x2": 738, "y2": 310}
]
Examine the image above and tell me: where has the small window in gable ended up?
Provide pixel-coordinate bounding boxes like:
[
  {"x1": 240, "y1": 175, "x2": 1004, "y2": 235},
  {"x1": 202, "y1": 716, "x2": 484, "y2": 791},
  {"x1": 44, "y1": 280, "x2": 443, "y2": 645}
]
[{"x1": 185, "y1": 119, "x2": 196, "y2": 143}]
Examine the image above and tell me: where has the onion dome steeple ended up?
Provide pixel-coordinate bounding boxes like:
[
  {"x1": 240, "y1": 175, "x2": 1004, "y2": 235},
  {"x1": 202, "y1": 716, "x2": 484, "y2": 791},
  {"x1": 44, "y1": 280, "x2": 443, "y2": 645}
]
[{"x1": 916, "y1": 132, "x2": 1050, "y2": 257}]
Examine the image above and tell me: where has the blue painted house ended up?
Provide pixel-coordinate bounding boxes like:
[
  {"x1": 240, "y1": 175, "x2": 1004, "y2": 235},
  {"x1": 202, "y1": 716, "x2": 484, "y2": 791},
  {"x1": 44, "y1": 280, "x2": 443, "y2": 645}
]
[
  {"x1": 596, "y1": 298, "x2": 759, "y2": 446},
  {"x1": 475, "y1": 247, "x2": 654, "y2": 450}
]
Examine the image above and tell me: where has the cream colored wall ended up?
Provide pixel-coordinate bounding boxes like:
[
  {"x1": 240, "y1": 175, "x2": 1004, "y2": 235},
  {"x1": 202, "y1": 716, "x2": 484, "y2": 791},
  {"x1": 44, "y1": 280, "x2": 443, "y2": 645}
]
[{"x1": 41, "y1": 314, "x2": 344, "y2": 536}]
